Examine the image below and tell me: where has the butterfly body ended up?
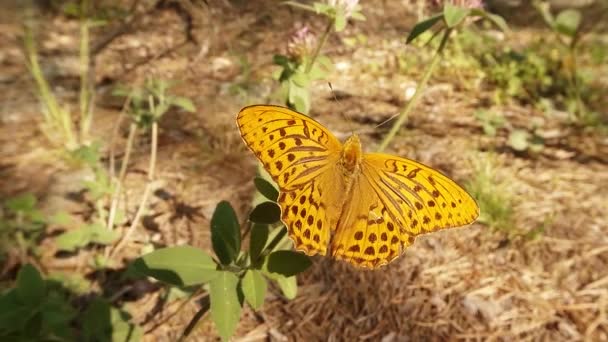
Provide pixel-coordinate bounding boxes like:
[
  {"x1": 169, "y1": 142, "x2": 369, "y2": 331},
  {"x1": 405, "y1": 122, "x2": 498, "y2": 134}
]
[{"x1": 238, "y1": 105, "x2": 479, "y2": 269}]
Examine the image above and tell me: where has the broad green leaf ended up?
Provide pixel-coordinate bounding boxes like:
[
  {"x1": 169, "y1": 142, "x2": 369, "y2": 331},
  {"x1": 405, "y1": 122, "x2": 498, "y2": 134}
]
[
  {"x1": 406, "y1": 13, "x2": 443, "y2": 44},
  {"x1": 249, "y1": 202, "x2": 282, "y2": 225},
  {"x1": 555, "y1": 9, "x2": 581, "y2": 37},
  {"x1": 276, "y1": 275, "x2": 297, "y2": 300},
  {"x1": 209, "y1": 272, "x2": 242, "y2": 342},
  {"x1": 241, "y1": 270, "x2": 267, "y2": 310},
  {"x1": 134, "y1": 246, "x2": 219, "y2": 286},
  {"x1": 249, "y1": 224, "x2": 269, "y2": 263},
  {"x1": 443, "y1": 4, "x2": 470, "y2": 28},
  {"x1": 508, "y1": 129, "x2": 530, "y2": 151},
  {"x1": 254, "y1": 177, "x2": 279, "y2": 201},
  {"x1": 16, "y1": 264, "x2": 45, "y2": 306},
  {"x1": 171, "y1": 96, "x2": 196, "y2": 112},
  {"x1": 267, "y1": 250, "x2": 312, "y2": 277},
  {"x1": 211, "y1": 201, "x2": 241, "y2": 265}
]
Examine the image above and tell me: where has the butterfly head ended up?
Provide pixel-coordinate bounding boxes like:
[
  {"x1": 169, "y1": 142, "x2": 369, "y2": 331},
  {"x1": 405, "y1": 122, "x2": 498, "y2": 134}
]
[{"x1": 341, "y1": 134, "x2": 362, "y2": 173}]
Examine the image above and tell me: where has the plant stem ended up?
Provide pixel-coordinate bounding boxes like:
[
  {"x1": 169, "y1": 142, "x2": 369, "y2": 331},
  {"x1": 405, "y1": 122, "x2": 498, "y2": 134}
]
[
  {"x1": 260, "y1": 226, "x2": 288, "y2": 258},
  {"x1": 107, "y1": 122, "x2": 137, "y2": 230},
  {"x1": 79, "y1": 18, "x2": 93, "y2": 145},
  {"x1": 109, "y1": 122, "x2": 157, "y2": 259},
  {"x1": 568, "y1": 44, "x2": 585, "y2": 120},
  {"x1": 305, "y1": 19, "x2": 333, "y2": 74},
  {"x1": 177, "y1": 292, "x2": 211, "y2": 342},
  {"x1": 377, "y1": 28, "x2": 452, "y2": 152}
]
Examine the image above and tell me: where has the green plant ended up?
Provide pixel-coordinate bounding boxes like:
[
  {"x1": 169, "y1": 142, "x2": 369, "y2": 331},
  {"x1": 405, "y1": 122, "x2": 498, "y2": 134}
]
[
  {"x1": 466, "y1": 154, "x2": 514, "y2": 234},
  {"x1": 107, "y1": 79, "x2": 195, "y2": 261},
  {"x1": 274, "y1": 0, "x2": 365, "y2": 114},
  {"x1": 24, "y1": 0, "x2": 98, "y2": 154},
  {"x1": 133, "y1": 181, "x2": 308, "y2": 341},
  {"x1": 0, "y1": 194, "x2": 48, "y2": 262},
  {"x1": 474, "y1": 109, "x2": 506, "y2": 136},
  {"x1": 378, "y1": 2, "x2": 507, "y2": 151},
  {"x1": 533, "y1": 1, "x2": 595, "y2": 122},
  {"x1": 0, "y1": 264, "x2": 141, "y2": 341}
]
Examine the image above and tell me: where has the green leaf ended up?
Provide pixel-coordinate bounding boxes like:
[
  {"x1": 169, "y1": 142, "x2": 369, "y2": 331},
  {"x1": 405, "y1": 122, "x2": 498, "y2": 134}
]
[
  {"x1": 171, "y1": 96, "x2": 196, "y2": 112},
  {"x1": 209, "y1": 271, "x2": 242, "y2": 342},
  {"x1": 443, "y1": 4, "x2": 470, "y2": 28},
  {"x1": 334, "y1": 12, "x2": 347, "y2": 32},
  {"x1": 241, "y1": 270, "x2": 267, "y2": 310},
  {"x1": 254, "y1": 177, "x2": 279, "y2": 201},
  {"x1": 55, "y1": 223, "x2": 119, "y2": 252},
  {"x1": 289, "y1": 82, "x2": 311, "y2": 114},
  {"x1": 133, "y1": 246, "x2": 219, "y2": 286},
  {"x1": 508, "y1": 129, "x2": 530, "y2": 151},
  {"x1": 0, "y1": 290, "x2": 31, "y2": 333},
  {"x1": 249, "y1": 202, "x2": 282, "y2": 225},
  {"x1": 406, "y1": 13, "x2": 443, "y2": 44},
  {"x1": 283, "y1": 1, "x2": 316, "y2": 13},
  {"x1": 70, "y1": 143, "x2": 101, "y2": 166},
  {"x1": 485, "y1": 13, "x2": 509, "y2": 32},
  {"x1": 83, "y1": 298, "x2": 142, "y2": 342},
  {"x1": 6, "y1": 193, "x2": 37, "y2": 213},
  {"x1": 249, "y1": 224, "x2": 269, "y2": 263},
  {"x1": 291, "y1": 72, "x2": 310, "y2": 88},
  {"x1": 211, "y1": 201, "x2": 241, "y2": 265},
  {"x1": 16, "y1": 264, "x2": 46, "y2": 306},
  {"x1": 555, "y1": 9, "x2": 581, "y2": 37},
  {"x1": 276, "y1": 275, "x2": 298, "y2": 299},
  {"x1": 350, "y1": 11, "x2": 366, "y2": 21},
  {"x1": 87, "y1": 223, "x2": 120, "y2": 245},
  {"x1": 267, "y1": 250, "x2": 312, "y2": 277}
]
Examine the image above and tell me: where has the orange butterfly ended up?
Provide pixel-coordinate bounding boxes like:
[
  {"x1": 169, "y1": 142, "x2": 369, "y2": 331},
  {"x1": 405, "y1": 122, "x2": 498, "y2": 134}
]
[{"x1": 237, "y1": 105, "x2": 479, "y2": 269}]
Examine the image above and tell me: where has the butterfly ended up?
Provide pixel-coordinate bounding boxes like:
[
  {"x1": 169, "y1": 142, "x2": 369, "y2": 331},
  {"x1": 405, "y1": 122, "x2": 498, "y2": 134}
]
[{"x1": 237, "y1": 105, "x2": 479, "y2": 269}]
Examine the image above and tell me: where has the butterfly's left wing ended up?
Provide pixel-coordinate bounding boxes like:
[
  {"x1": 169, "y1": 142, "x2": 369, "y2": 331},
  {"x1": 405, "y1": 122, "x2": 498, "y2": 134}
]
[
  {"x1": 237, "y1": 105, "x2": 345, "y2": 256},
  {"x1": 330, "y1": 153, "x2": 479, "y2": 269},
  {"x1": 237, "y1": 105, "x2": 342, "y2": 190}
]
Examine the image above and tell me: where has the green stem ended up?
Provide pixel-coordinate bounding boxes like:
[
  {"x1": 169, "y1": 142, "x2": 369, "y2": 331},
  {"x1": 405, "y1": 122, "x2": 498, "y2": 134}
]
[
  {"x1": 260, "y1": 226, "x2": 288, "y2": 258},
  {"x1": 569, "y1": 45, "x2": 584, "y2": 120},
  {"x1": 177, "y1": 292, "x2": 210, "y2": 342},
  {"x1": 109, "y1": 122, "x2": 157, "y2": 259},
  {"x1": 305, "y1": 19, "x2": 333, "y2": 74},
  {"x1": 79, "y1": 18, "x2": 93, "y2": 144},
  {"x1": 377, "y1": 28, "x2": 452, "y2": 152},
  {"x1": 106, "y1": 122, "x2": 137, "y2": 230}
]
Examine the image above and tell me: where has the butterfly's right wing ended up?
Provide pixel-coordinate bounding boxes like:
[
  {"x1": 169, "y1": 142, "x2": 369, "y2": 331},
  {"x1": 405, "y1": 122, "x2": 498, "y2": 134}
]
[
  {"x1": 237, "y1": 105, "x2": 345, "y2": 256},
  {"x1": 330, "y1": 153, "x2": 479, "y2": 269}
]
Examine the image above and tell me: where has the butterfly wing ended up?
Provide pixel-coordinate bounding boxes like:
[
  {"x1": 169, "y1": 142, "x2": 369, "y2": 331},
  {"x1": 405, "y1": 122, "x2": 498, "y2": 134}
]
[
  {"x1": 237, "y1": 105, "x2": 343, "y2": 190},
  {"x1": 330, "y1": 153, "x2": 479, "y2": 268},
  {"x1": 237, "y1": 105, "x2": 345, "y2": 256}
]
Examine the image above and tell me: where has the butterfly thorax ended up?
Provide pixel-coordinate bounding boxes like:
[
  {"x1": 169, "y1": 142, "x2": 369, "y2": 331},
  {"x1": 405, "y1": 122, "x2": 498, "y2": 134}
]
[{"x1": 340, "y1": 134, "x2": 362, "y2": 174}]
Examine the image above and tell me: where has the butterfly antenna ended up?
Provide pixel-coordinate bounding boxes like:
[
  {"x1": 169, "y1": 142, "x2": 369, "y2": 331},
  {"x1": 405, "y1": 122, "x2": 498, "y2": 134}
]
[{"x1": 328, "y1": 82, "x2": 357, "y2": 135}]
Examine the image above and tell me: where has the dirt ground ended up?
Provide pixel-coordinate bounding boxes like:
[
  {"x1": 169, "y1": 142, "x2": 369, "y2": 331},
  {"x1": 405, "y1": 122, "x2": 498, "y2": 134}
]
[{"x1": 1, "y1": 0, "x2": 607, "y2": 341}]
